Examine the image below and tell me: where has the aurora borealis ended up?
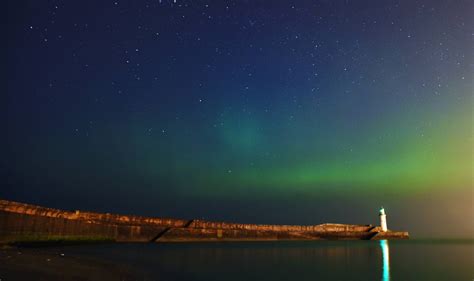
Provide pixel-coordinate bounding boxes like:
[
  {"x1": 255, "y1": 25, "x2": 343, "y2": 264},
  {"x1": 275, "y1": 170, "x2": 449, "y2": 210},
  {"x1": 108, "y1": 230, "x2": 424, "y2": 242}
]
[{"x1": 3, "y1": 0, "x2": 473, "y2": 237}]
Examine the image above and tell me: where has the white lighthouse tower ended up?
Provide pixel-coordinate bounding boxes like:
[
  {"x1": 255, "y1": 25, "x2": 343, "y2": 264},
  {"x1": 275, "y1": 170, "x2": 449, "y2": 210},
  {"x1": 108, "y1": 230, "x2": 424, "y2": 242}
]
[{"x1": 379, "y1": 207, "x2": 388, "y2": 232}]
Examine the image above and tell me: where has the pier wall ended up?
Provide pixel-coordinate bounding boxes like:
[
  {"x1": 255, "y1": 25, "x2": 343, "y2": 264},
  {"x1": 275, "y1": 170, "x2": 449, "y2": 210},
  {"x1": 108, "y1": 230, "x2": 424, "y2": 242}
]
[
  {"x1": 0, "y1": 211, "x2": 167, "y2": 243},
  {"x1": 190, "y1": 220, "x2": 373, "y2": 232},
  {"x1": 0, "y1": 200, "x2": 188, "y2": 227},
  {"x1": 0, "y1": 199, "x2": 409, "y2": 243}
]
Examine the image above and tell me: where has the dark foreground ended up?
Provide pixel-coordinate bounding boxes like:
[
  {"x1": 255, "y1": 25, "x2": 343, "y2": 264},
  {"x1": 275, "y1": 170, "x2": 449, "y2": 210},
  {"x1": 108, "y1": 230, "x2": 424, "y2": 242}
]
[{"x1": 1, "y1": 240, "x2": 472, "y2": 281}]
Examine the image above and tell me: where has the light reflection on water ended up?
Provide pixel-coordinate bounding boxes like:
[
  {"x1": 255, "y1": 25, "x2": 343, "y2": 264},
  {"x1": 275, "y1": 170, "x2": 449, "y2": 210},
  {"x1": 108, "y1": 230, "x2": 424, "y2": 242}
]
[
  {"x1": 380, "y1": 240, "x2": 390, "y2": 281},
  {"x1": 23, "y1": 240, "x2": 473, "y2": 281}
]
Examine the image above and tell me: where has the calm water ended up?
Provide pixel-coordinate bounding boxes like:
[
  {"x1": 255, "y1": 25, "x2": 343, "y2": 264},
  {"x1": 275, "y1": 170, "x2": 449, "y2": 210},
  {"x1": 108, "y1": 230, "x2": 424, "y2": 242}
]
[{"x1": 43, "y1": 240, "x2": 474, "y2": 281}]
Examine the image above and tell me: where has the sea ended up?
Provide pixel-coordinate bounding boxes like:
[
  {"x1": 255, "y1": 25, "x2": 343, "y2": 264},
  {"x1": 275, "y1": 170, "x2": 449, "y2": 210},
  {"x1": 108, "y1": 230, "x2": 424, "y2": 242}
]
[{"x1": 42, "y1": 239, "x2": 473, "y2": 281}]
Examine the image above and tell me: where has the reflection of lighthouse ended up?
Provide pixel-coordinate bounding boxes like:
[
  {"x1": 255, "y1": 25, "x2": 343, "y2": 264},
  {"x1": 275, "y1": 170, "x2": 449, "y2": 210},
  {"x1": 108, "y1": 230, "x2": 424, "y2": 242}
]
[
  {"x1": 380, "y1": 240, "x2": 390, "y2": 281},
  {"x1": 379, "y1": 207, "x2": 388, "y2": 232}
]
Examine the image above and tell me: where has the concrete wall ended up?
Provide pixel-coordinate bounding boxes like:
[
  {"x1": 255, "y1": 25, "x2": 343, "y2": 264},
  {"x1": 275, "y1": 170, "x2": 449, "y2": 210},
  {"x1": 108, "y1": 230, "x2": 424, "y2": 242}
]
[
  {"x1": 0, "y1": 200, "x2": 188, "y2": 227},
  {"x1": 188, "y1": 220, "x2": 373, "y2": 232},
  {"x1": 0, "y1": 199, "x2": 409, "y2": 242},
  {"x1": 0, "y1": 211, "x2": 167, "y2": 243}
]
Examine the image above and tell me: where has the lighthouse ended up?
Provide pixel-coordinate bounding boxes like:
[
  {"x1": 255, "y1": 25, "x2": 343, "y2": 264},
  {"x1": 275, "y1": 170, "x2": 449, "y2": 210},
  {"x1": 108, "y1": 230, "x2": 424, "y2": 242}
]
[{"x1": 379, "y1": 207, "x2": 388, "y2": 232}]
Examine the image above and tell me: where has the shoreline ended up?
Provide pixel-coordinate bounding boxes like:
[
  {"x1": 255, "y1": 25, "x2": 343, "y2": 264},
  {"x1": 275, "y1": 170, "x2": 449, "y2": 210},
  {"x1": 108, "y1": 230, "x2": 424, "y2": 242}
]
[{"x1": 0, "y1": 246, "x2": 139, "y2": 281}]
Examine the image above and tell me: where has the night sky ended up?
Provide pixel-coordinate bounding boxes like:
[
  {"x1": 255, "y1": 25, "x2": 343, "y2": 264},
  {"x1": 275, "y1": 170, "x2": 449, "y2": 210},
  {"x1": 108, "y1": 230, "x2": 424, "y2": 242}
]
[{"x1": 3, "y1": 0, "x2": 473, "y2": 238}]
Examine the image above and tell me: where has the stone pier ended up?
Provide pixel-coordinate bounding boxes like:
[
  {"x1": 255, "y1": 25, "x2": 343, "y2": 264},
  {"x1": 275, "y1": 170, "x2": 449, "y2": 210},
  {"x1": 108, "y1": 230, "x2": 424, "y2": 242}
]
[{"x1": 0, "y1": 199, "x2": 409, "y2": 243}]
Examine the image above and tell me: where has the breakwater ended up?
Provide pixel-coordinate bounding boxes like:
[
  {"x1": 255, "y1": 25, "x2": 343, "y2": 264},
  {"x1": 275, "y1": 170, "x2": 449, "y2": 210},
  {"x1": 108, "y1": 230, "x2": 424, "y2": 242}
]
[{"x1": 0, "y1": 199, "x2": 409, "y2": 243}]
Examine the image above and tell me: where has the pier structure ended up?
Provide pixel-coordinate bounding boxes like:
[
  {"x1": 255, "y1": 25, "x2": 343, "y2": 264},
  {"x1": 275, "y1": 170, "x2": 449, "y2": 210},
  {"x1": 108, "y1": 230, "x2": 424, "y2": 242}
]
[{"x1": 0, "y1": 199, "x2": 409, "y2": 243}]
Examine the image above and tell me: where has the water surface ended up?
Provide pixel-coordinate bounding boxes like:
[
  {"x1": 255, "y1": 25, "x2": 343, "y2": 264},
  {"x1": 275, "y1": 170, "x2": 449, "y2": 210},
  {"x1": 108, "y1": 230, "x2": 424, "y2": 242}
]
[
  {"x1": 66, "y1": 240, "x2": 474, "y2": 281},
  {"x1": 4, "y1": 240, "x2": 474, "y2": 280}
]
